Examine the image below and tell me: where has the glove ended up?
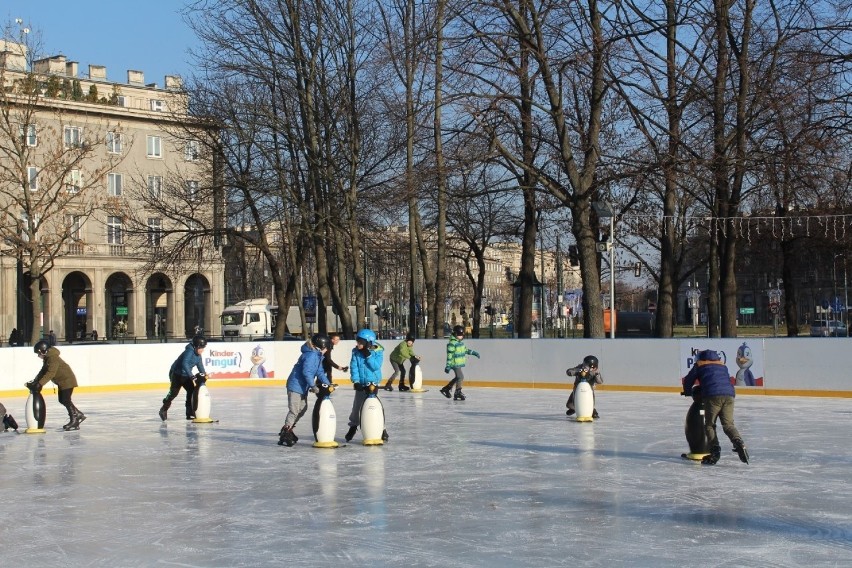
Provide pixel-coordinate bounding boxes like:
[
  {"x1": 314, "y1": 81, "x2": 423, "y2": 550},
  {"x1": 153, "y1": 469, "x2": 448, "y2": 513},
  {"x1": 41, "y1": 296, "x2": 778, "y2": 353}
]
[
  {"x1": 341, "y1": 366, "x2": 349, "y2": 373},
  {"x1": 444, "y1": 367, "x2": 450, "y2": 374},
  {"x1": 353, "y1": 383, "x2": 364, "y2": 391},
  {"x1": 471, "y1": 350, "x2": 480, "y2": 359},
  {"x1": 310, "y1": 386, "x2": 320, "y2": 394},
  {"x1": 26, "y1": 380, "x2": 42, "y2": 392}
]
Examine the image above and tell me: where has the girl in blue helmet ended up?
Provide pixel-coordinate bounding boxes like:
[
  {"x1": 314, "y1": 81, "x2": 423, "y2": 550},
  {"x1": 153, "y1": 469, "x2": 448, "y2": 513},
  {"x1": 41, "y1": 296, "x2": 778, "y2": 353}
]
[{"x1": 345, "y1": 328, "x2": 387, "y2": 442}]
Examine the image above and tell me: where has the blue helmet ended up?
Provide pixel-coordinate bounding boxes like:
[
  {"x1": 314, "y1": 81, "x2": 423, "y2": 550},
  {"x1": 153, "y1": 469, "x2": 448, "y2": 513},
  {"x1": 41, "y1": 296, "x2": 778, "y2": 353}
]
[{"x1": 356, "y1": 328, "x2": 377, "y2": 344}]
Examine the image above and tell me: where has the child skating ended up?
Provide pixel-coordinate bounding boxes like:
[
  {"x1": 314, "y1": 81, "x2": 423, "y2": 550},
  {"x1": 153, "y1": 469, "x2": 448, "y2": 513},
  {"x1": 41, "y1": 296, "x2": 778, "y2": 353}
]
[
  {"x1": 26, "y1": 341, "x2": 86, "y2": 430},
  {"x1": 565, "y1": 355, "x2": 603, "y2": 418},
  {"x1": 345, "y1": 328, "x2": 388, "y2": 443},
  {"x1": 440, "y1": 325, "x2": 480, "y2": 401},
  {"x1": 382, "y1": 334, "x2": 420, "y2": 392},
  {"x1": 278, "y1": 334, "x2": 330, "y2": 447}
]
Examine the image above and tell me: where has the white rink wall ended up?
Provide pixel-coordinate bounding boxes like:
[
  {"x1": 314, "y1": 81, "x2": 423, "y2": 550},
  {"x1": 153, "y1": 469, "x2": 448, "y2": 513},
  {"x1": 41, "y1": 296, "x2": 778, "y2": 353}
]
[{"x1": 0, "y1": 337, "x2": 848, "y2": 395}]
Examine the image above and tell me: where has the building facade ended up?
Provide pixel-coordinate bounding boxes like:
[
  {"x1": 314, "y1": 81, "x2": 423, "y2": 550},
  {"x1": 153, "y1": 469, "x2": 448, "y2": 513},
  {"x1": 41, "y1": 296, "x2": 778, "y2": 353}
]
[{"x1": 0, "y1": 41, "x2": 225, "y2": 343}]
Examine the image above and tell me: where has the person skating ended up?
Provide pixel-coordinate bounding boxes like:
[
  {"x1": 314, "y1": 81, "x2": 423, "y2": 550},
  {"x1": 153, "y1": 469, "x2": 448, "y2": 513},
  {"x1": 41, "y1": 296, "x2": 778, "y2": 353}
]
[
  {"x1": 278, "y1": 334, "x2": 330, "y2": 447},
  {"x1": 345, "y1": 328, "x2": 387, "y2": 442},
  {"x1": 26, "y1": 341, "x2": 86, "y2": 430},
  {"x1": 322, "y1": 333, "x2": 348, "y2": 381},
  {"x1": 565, "y1": 355, "x2": 603, "y2": 418},
  {"x1": 1, "y1": 401, "x2": 18, "y2": 431},
  {"x1": 682, "y1": 349, "x2": 749, "y2": 465},
  {"x1": 440, "y1": 325, "x2": 480, "y2": 401},
  {"x1": 382, "y1": 334, "x2": 420, "y2": 392},
  {"x1": 160, "y1": 336, "x2": 208, "y2": 421}
]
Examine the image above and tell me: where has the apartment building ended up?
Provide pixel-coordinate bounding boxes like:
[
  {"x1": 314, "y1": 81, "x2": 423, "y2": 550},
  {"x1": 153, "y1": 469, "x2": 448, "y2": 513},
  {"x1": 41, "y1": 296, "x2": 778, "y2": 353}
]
[{"x1": 0, "y1": 41, "x2": 224, "y2": 343}]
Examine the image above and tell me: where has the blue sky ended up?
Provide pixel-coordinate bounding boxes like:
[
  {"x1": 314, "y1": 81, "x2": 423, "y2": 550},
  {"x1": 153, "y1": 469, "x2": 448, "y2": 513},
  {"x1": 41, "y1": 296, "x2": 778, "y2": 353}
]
[{"x1": 2, "y1": 1, "x2": 199, "y2": 86}]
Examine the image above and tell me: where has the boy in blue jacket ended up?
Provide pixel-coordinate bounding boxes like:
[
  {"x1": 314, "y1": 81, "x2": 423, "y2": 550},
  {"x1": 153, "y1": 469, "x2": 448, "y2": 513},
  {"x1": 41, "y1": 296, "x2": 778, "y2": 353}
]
[
  {"x1": 160, "y1": 336, "x2": 208, "y2": 421},
  {"x1": 345, "y1": 328, "x2": 388, "y2": 442},
  {"x1": 682, "y1": 349, "x2": 749, "y2": 465},
  {"x1": 278, "y1": 334, "x2": 330, "y2": 447}
]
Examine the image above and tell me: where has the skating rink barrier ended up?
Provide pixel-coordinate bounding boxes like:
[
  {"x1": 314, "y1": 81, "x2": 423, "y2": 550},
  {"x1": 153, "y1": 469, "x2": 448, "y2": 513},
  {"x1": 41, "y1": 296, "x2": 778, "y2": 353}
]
[{"x1": 0, "y1": 337, "x2": 848, "y2": 397}]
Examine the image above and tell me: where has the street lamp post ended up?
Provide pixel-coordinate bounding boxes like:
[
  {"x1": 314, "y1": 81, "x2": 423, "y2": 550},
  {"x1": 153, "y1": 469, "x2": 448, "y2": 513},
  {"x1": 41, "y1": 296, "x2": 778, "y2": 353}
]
[
  {"x1": 592, "y1": 201, "x2": 616, "y2": 339},
  {"x1": 687, "y1": 281, "x2": 701, "y2": 334}
]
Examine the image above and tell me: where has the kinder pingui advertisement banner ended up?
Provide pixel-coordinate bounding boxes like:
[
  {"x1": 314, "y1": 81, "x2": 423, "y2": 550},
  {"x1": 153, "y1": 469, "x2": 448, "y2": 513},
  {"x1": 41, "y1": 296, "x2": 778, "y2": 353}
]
[{"x1": 206, "y1": 344, "x2": 275, "y2": 379}]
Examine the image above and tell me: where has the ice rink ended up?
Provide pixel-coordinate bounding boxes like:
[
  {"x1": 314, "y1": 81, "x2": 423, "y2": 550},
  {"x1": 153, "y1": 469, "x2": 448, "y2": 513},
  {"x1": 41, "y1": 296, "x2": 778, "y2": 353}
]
[{"x1": 1, "y1": 385, "x2": 850, "y2": 567}]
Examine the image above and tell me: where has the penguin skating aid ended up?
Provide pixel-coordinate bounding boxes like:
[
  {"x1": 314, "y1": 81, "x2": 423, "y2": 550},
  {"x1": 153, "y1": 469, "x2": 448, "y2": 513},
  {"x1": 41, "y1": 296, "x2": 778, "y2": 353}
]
[
  {"x1": 681, "y1": 389, "x2": 710, "y2": 461},
  {"x1": 573, "y1": 380, "x2": 595, "y2": 422},
  {"x1": 191, "y1": 375, "x2": 216, "y2": 423},
  {"x1": 24, "y1": 382, "x2": 47, "y2": 434},
  {"x1": 312, "y1": 383, "x2": 339, "y2": 448},
  {"x1": 408, "y1": 364, "x2": 428, "y2": 393},
  {"x1": 359, "y1": 384, "x2": 386, "y2": 446}
]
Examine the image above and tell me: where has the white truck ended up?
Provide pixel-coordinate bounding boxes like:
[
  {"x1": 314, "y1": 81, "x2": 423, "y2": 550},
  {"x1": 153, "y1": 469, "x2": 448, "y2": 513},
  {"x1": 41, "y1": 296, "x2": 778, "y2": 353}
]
[{"x1": 220, "y1": 299, "x2": 276, "y2": 338}]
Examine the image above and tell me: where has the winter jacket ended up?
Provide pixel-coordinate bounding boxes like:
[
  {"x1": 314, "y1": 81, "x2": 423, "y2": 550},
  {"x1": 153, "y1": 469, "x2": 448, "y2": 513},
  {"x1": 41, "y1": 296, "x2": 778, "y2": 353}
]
[
  {"x1": 445, "y1": 338, "x2": 478, "y2": 370},
  {"x1": 390, "y1": 340, "x2": 416, "y2": 364},
  {"x1": 350, "y1": 343, "x2": 384, "y2": 387},
  {"x1": 682, "y1": 359, "x2": 735, "y2": 398},
  {"x1": 34, "y1": 347, "x2": 78, "y2": 390},
  {"x1": 169, "y1": 342, "x2": 207, "y2": 378},
  {"x1": 567, "y1": 364, "x2": 604, "y2": 389},
  {"x1": 287, "y1": 343, "x2": 327, "y2": 395}
]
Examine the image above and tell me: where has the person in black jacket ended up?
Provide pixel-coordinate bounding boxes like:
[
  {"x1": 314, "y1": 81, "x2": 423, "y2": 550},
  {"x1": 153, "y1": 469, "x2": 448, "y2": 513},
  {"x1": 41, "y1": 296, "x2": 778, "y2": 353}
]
[
  {"x1": 322, "y1": 333, "x2": 348, "y2": 381},
  {"x1": 682, "y1": 349, "x2": 749, "y2": 465}
]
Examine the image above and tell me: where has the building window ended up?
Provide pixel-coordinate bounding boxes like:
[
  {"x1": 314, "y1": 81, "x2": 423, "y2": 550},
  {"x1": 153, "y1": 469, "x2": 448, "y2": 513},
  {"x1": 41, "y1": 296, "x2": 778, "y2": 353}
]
[
  {"x1": 116, "y1": 95, "x2": 126, "y2": 107},
  {"x1": 147, "y1": 175, "x2": 163, "y2": 199},
  {"x1": 108, "y1": 173, "x2": 123, "y2": 197},
  {"x1": 20, "y1": 124, "x2": 37, "y2": 146},
  {"x1": 21, "y1": 212, "x2": 39, "y2": 242},
  {"x1": 185, "y1": 140, "x2": 199, "y2": 161},
  {"x1": 68, "y1": 214, "x2": 83, "y2": 240},
  {"x1": 150, "y1": 99, "x2": 164, "y2": 112},
  {"x1": 64, "y1": 126, "x2": 83, "y2": 148},
  {"x1": 107, "y1": 216, "x2": 123, "y2": 245},
  {"x1": 146, "y1": 135, "x2": 162, "y2": 158},
  {"x1": 148, "y1": 217, "x2": 163, "y2": 247},
  {"x1": 66, "y1": 169, "x2": 81, "y2": 193},
  {"x1": 186, "y1": 180, "x2": 199, "y2": 199},
  {"x1": 106, "y1": 132, "x2": 122, "y2": 154},
  {"x1": 27, "y1": 166, "x2": 38, "y2": 190},
  {"x1": 188, "y1": 220, "x2": 200, "y2": 248}
]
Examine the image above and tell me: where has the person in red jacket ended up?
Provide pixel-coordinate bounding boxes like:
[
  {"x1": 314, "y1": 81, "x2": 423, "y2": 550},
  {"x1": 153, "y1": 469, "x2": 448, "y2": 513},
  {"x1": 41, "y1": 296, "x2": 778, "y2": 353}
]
[{"x1": 682, "y1": 349, "x2": 749, "y2": 465}]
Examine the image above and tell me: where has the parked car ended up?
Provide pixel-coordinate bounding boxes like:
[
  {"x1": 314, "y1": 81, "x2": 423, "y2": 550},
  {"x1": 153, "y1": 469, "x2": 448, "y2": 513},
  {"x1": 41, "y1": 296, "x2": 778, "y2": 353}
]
[{"x1": 809, "y1": 320, "x2": 848, "y2": 337}]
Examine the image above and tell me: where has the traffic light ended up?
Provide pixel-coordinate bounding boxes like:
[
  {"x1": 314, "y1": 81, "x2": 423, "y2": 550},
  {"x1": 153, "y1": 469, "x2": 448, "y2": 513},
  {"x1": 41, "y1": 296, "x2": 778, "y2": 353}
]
[
  {"x1": 568, "y1": 245, "x2": 579, "y2": 267},
  {"x1": 634, "y1": 261, "x2": 641, "y2": 277},
  {"x1": 374, "y1": 305, "x2": 381, "y2": 317},
  {"x1": 460, "y1": 305, "x2": 466, "y2": 315},
  {"x1": 485, "y1": 305, "x2": 493, "y2": 316}
]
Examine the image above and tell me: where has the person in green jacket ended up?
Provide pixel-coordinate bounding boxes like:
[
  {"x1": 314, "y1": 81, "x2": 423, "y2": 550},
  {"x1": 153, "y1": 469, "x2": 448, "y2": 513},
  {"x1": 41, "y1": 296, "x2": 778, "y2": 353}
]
[
  {"x1": 26, "y1": 341, "x2": 86, "y2": 430},
  {"x1": 382, "y1": 334, "x2": 421, "y2": 392},
  {"x1": 440, "y1": 325, "x2": 480, "y2": 401}
]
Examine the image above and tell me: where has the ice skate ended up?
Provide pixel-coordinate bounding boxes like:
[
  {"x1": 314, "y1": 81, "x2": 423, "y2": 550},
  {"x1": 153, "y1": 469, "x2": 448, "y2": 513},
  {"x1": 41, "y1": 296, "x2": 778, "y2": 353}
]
[
  {"x1": 732, "y1": 439, "x2": 749, "y2": 464},
  {"x1": 702, "y1": 445, "x2": 721, "y2": 465},
  {"x1": 453, "y1": 389, "x2": 466, "y2": 401},
  {"x1": 382, "y1": 382, "x2": 394, "y2": 392},
  {"x1": 592, "y1": 409, "x2": 600, "y2": 419},
  {"x1": 381, "y1": 429, "x2": 389, "y2": 442},
  {"x1": 278, "y1": 425, "x2": 296, "y2": 447},
  {"x1": 398, "y1": 382, "x2": 410, "y2": 392},
  {"x1": 440, "y1": 386, "x2": 452, "y2": 399},
  {"x1": 345, "y1": 425, "x2": 357, "y2": 442},
  {"x1": 159, "y1": 400, "x2": 170, "y2": 421},
  {"x1": 4, "y1": 414, "x2": 19, "y2": 431},
  {"x1": 566, "y1": 408, "x2": 575, "y2": 416}
]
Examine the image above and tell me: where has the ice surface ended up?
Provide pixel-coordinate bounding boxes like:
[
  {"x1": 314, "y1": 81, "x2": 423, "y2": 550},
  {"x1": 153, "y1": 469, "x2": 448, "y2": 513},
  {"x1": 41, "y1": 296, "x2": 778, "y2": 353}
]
[{"x1": 0, "y1": 386, "x2": 850, "y2": 567}]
